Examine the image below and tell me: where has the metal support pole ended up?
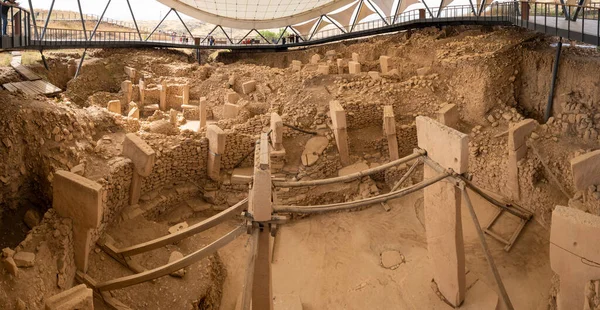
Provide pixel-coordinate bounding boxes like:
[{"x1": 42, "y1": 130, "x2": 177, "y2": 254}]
[
  {"x1": 545, "y1": 38, "x2": 562, "y2": 122},
  {"x1": 460, "y1": 185, "x2": 515, "y2": 310},
  {"x1": 478, "y1": 0, "x2": 487, "y2": 16},
  {"x1": 571, "y1": 0, "x2": 585, "y2": 21},
  {"x1": 174, "y1": 9, "x2": 194, "y2": 41},
  {"x1": 422, "y1": 0, "x2": 435, "y2": 18},
  {"x1": 76, "y1": 0, "x2": 87, "y2": 41},
  {"x1": 219, "y1": 25, "x2": 234, "y2": 44},
  {"x1": 90, "y1": 0, "x2": 111, "y2": 41},
  {"x1": 276, "y1": 26, "x2": 290, "y2": 44},
  {"x1": 237, "y1": 29, "x2": 254, "y2": 44},
  {"x1": 288, "y1": 26, "x2": 305, "y2": 42},
  {"x1": 467, "y1": 0, "x2": 477, "y2": 16},
  {"x1": 201, "y1": 25, "x2": 218, "y2": 43},
  {"x1": 309, "y1": 17, "x2": 323, "y2": 40},
  {"x1": 324, "y1": 15, "x2": 347, "y2": 33},
  {"x1": 559, "y1": 0, "x2": 570, "y2": 19},
  {"x1": 126, "y1": 0, "x2": 142, "y2": 41},
  {"x1": 350, "y1": 0, "x2": 365, "y2": 32},
  {"x1": 74, "y1": 48, "x2": 87, "y2": 78},
  {"x1": 146, "y1": 8, "x2": 172, "y2": 41},
  {"x1": 27, "y1": 0, "x2": 39, "y2": 40},
  {"x1": 365, "y1": 0, "x2": 389, "y2": 25},
  {"x1": 253, "y1": 29, "x2": 272, "y2": 44},
  {"x1": 40, "y1": 51, "x2": 49, "y2": 70},
  {"x1": 40, "y1": 0, "x2": 55, "y2": 41}
]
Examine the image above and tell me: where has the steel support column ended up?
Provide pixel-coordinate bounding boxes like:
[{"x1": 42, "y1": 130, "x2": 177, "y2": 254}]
[
  {"x1": 350, "y1": 0, "x2": 365, "y2": 32},
  {"x1": 76, "y1": 0, "x2": 88, "y2": 41},
  {"x1": 308, "y1": 17, "x2": 324, "y2": 40},
  {"x1": 324, "y1": 15, "x2": 347, "y2": 33},
  {"x1": 126, "y1": 0, "x2": 143, "y2": 41},
  {"x1": 366, "y1": 0, "x2": 390, "y2": 25},
  {"x1": 558, "y1": 0, "x2": 571, "y2": 20},
  {"x1": 75, "y1": 0, "x2": 111, "y2": 79},
  {"x1": 146, "y1": 8, "x2": 172, "y2": 41},
  {"x1": 571, "y1": 0, "x2": 585, "y2": 21},
  {"x1": 27, "y1": 0, "x2": 39, "y2": 40},
  {"x1": 39, "y1": 0, "x2": 56, "y2": 41},
  {"x1": 174, "y1": 9, "x2": 194, "y2": 40},
  {"x1": 545, "y1": 38, "x2": 562, "y2": 122},
  {"x1": 478, "y1": 0, "x2": 487, "y2": 16}
]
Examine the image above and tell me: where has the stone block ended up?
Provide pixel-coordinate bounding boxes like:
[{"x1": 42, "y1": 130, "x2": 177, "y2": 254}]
[
  {"x1": 317, "y1": 65, "x2": 329, "y2": 75},
  {"x1": 206, "y1": 125, "x2": 226, "y2": 154},
  {"x1": 53, "y1": 171, "x2": 102, "y2": 229},
  {"x1": 329, "y1": 100, "x2": 347, "y2": 129},
  {"x1": 129, "y1": 172, "x2": 142, "y2": 206},
  {"x1": 508, "y1": 119, "x2": 537, "y2": 151},
  {"x1": 352, "y1": 52, "x2": 359, "y2": 62},
  {"x1": 383, "y1": 106, "x2": 396, "y2": 135},
  {"x1": 139, "y1": 79, "x2": 146, "y2": 106},
  {"x1": 273, "y1": 294, "x2": 303, "y2": 310},
  {"x1": 128, "y1": 107, "x2": 140, "y2": 119},
  {"x1": 550, "y1": 206, "x2": 600, "y2": 310},
  {"x1": 226, "y1": 92, "x2": 240, "y2": 104},
  {"x1": 168, "y1": 251, "x2": 186, "y2": 278},
  {"x1": 249, "y1": 169, "x2": 272, "y2": 222},
  {"x1": 437, "y1": 104, "x2": 459, "y2": 130},
  {"x1": 2, "y1": 257, "x2": 17, "y2": 276},
  {"x1": 13, "y1": 251, "x2": 35, "y2": 267},
  {"x1": 124, "y1": 66, "x2": 137, "y2": 80},
  {"x1": 121, "y1": 80, "x2": 133, "y2": 104},
  {"x1": 107, "y1": 100, "x2": 121, "y2": 114},
  {"x1": 207, "y1": 152, "x2": 222, "y2": 182},
  {"x1": 231, "y1": 167, "x2": 254, "y2": 185},
  {"x1": 45, "y1": 284, "x2": 93, "y2": 310},
  {"x1": 380, "y1": 56, "x2": 391, "y2": 74},
  {"x1": 423, "y1": 165, "x2": 466, "y2": 307},
  {"x1": 182, "y1": 84, "x2": 190, "y2": 105},
  {"x1": 242, "y1": 80, "x2": 256, "y2": 94},
  {"x1": 336, "y1": 58, "x2": 345, "y2": 74},
  {"x1": 416, "y1": 116, "x2": 469, "y2": 174},
  {"x1": 292, "y1": 64, "x2": 302, "y2": 71},
  {"x1": 122, "y1": 133, "x2": 156, "y2": 177},
  {"x1": 169, "y1": 109, "x2": 178, "y2": 125},
  {"x1": 223, "y1": 103, "x2": 240, "y2": 119},
  {"x1": 270, "y1": 112, "x2": 284, "y2": 150},
  {"x1": 571, "y1": 150, "x2": 600, "y2": 191},
  {"x1": 199, "y1": 97, "x2": 207, "y2": 128},
  {"x1": 159, "y1": 80, "x2": 167, "y2": 110},
  {"x1": 310, "y1": 54, "x2": 321, "y2": 64},
  {"x1": 348, "y1": 61, "x2": 361, "y2": 74},
  {"x1": 368, "y1": 71, "x2": 381, "y2": 80}
]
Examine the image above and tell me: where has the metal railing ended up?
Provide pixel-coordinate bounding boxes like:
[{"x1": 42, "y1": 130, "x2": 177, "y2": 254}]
[
  {"x1": 1, "y1": 5, "x2": 32, "y2": 50},
  {"x1": 3, "y1": 2, "x2": 600, "y2": 51}
]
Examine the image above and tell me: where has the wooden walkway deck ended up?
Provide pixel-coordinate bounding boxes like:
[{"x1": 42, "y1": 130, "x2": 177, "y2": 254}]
[{"x1": 3, "y1": 52, "x2": 62, "y2": 96}]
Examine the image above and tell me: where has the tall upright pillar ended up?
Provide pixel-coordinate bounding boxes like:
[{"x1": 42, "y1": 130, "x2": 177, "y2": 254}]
[
  {"x1": 329, "y1": 101, "x2": 350, "y2": 166},
  {"x1": 550, "y1": 206, "x2": 600, "y2": 310},
  {"x1": 199, "y1": 97, "x2": 208, "y2": 129},
  {"x1": 270, "y1": 112, "x2": 286, "y2": 172},
  {"x1": 249, "y1": 133, "x2": 273, "y2": 310},
  {"x1": 53, "y1": 171, "x2": 103, "y2": 272},
  {"x1": 416, "y1": 116, "x2": 469, "y2": 307},
  {"x1": 380, "y1": 56, "x2": 391, "y2": 74},
  {"x1": 383, "y1": 106, "x2": 398, "y2": 160},
  {"x1": 122, "y1": 80, "x2": 132, "y2": 105},
  {"x1": 139, "y1": 79, "x2": 146, "y2": 107},
  {"x1": 122, "y1": 133, "x2": 156, "y2": 206},
  {"x1": 507, "y1": 119, "x2": 536, "y2": 200},
  {"x1": 182, "y1": 83, "x2": 190, "y2": 105},
  {"x1": 159, "y1": 80, "x2": 168, "y2": 111},
  {"x1": 207, "y1": 125, "x2": 226, "y2": 181}
]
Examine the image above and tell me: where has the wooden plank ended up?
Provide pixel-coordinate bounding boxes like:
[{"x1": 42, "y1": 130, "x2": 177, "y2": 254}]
[
  {"x1": 96, "y1": 225, "x2": 246, "y2": 291},
  {"x1": 12, "y1": 82, "x2": 39, "y2": 96},
  {"x1": 33, "y1": 80, "x2": 62, "y2": 94},
  {"x1": 116, "y1": 198, "x2": 248, "y2": 257},
  {"x1": 11, "y1": 63, "x2": 42, "y2": 81},
  {"x1": 3, "y1": 83, "x2": 19, "y2": 92}
]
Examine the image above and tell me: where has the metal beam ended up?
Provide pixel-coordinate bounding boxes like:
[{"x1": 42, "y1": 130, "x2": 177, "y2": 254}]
[
  {"x1": 27, "y1": 0, "x2": 39, "y2": 40},
  {"x1": 350, "y1": 0, "x2": 365, "y2": 32},
  {"x1": 421, "y1": 0, "x2": 435, "y2": 18},
  {"x1": 366, "y1": 0, "x2": 389, "y2": 25},
  {"x1": 201, "y1": 24, "x2": 218, "y2": 43},
  {"x1": 324, "y1": 15, "x2": 347, "y2": 33},
  {"x1": 276, "y1": 26, "x2": 290, "y2": 44},
  {"x1": 126, "y1": 0, "x2": 143, "y2": 41},
  {"x1": 571, "y1": 0, "x2": 585, "y2": 21},
  {"x1": 558, "y1": 0, "x2": 571, "y2": 20},
  {"x1": 90, "y1": 0, "x2": 112, "y2": 41},
  {"x1": 173, "y1": 9, "x2": 194, "y2": 40},
  {"x1": 76, "y1": 0, "x2": 87, "y2": 41},
  {"x1": 74, "y1": 48, "x2": 87, "y2": 78},
  {"x1": 478, "y1": 0, "x2": 487, "y2": 16},
  {"x1": 545, "y1": 38, "x2": 562, "y2": 122},
  {"x1": 309, "y1": 16, "x2": 324, "y2": 40},
  {"x1": 146, "y1": 8, "x2": 172, "y2": 41},
  {"x1": 467, "y1": 0, "x2": 477, "y2": 16},
  {"x1": 39, "y1": 0, "x2": 56, "y2": 41}
]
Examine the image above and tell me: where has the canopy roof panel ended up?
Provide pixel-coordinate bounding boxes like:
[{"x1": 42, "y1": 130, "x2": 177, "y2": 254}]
[{"x1": 157, "y1": 0, "x2": 358, "y2": 28}]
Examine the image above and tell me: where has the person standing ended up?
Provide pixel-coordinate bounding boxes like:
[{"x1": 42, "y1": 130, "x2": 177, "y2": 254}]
[{"x1": 2, "y1": 0, "x2": 19, "y2": 36}]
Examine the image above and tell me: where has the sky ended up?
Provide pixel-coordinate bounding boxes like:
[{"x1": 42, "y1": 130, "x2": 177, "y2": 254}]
[{"x1": 29, "y1": 0, "x2": 192, "y2": 21}]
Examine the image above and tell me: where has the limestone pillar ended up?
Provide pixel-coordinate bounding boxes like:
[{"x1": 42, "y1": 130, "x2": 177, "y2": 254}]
[
  {"x1": 139, "y1": 79, "x2": 146, "y2": 107},
  {"x1": 380, "y1": 56, "x2": 391, "y2": 74},
  {"x1": 107, "y1": 100, "x2": 121, "y2": 114},
  {"x1": 124, "y1": 66, "x2": 137, "y2": 82},
  {"x1": 250, "y1": 133, "x2": 274, "y2": 310},
  {"x1": 352, "y1": 52, "x2": 359, "y2": 62},
  {"x1": 122, "y1": 80, "x2": 132, "y2": 105},
  {"x1": 329, "y1": 101, "x2": 350, "y2": 166},
  {"x1": 336, "y1": 59, "x2": 345, "y2": 74},
  {"x1": 348, "y1": 61, "x2": 361, "y2": 74},
  {"x1": 311, "y1": 54, "x2": 321, "y2": 64},
  {"x1": 199, "y1": 97, "x2": 207, "y2": 129},
  {"x1": 207, "y1": 125, "x2": 226, "y2": 181},
  {"x1": 416, "y1": 116, "x2": 469, "y2": 307},
  {"x1": 53, "y1": 171, "x2": 103, "y2": 272},
  {"x1": 436, "y1": 104, "x2": 459, "y2": 130},
  {"x1": 550, "y1": 206, "x2": 600, "y2": 310},
  {"x1": 317, "y1": 65, "x2": 329, "y2": 75},
  {"x1": 182, "y1": 83, "x2": 190, "y2": 105},
  {"x1": 122, "y1": 133, "x2": 156, "y2": 206},
  {"x1": 383, "y1": 106, "x2": 398, "y2": 160},
  {"x1": 570, "y1": 149, "x2": 600, "y2": 192},
  {"x1": 270, "y1": 113, "x2": 286, "y2": 172},
  {"x1": 507, "y1": 119, "x2": 536, "y2": 200},
  {"x1": 226, "y1": 91, "x2": 240, "y2": 104},
  {"x1": 169, "y1": 109, "x2": 178, "y2": 125},
  {"x1": 159, "y1": 80, "x2": 168, "y2": 111}
]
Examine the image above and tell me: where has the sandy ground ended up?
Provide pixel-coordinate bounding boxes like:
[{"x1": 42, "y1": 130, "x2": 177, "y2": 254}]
[{"x1": 215, "y1": 188, "x2": 552, "y2": 310}]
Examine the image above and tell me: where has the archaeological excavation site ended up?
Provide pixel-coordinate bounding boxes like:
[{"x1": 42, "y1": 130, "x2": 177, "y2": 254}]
[{"x1": 2, "y1": 0, "x2": 600, "y2": 309}]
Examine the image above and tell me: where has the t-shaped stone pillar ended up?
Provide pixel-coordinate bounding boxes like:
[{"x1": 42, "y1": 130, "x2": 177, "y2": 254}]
[
  {"x1": 383, "y1": 106, "x2": 399, "y2": 160},
  {"x1": 182, "y1": 83, "x2": 190, "y2": 105},
  {"x1": 380, "y1": 56, "x2": 391, "y2": 74},
  {"x1": 329, "y1": 101, "x2": 350, "y2": 166},
  {"x1": 270, "y1": 112, "x2": 284, "y2": 151},
  {"x1": 570, "y1": 150, "x2": 600, "y2": 193},
  {"x1": 159, "y1": 80, "x2": 168, "y2": 111},
  {"x1": 199, "y1": 97, "x2": 208, "y2": 129},
  {"x1": 416, "y1": 116, "x2": 469, "y2": 307},
  {"x1": 550, "y1": 205, "x2": 600, "y2": 310},
  {"x1": 507, "y1": 119, "x2": 536, "y2": 200},
  {"x1": 122, "y1": 133, "x2": 156, "y2": 206},
  {"x1": 139, "y1": 79, "x2": 146, "y2": 107},
  {"x1": 53, "y1": 171, "x2": 103, "y2": 272},
  {"x1": 249, "y1": 133, "x2": 274, "y2": 310},
  {"x1": 122, "y1": 80, "x2": 133, "y2": 105},
  {"x1": 207, "y1": 125, "x2": 226, "y2": 181}
]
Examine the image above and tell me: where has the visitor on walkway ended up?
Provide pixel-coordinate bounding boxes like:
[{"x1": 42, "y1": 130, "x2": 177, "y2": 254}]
[{"x1": 1, "y1": 0, "x2": 19, "y2": 36}]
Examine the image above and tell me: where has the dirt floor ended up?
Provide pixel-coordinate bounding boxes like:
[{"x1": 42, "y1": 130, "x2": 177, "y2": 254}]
[{"x1": 2, "y1": 24, "x2": 600, "y2": 309}]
